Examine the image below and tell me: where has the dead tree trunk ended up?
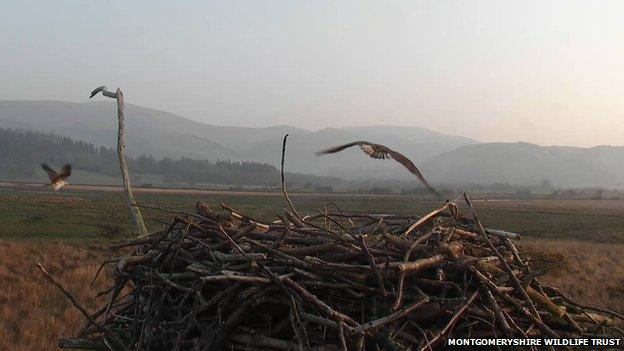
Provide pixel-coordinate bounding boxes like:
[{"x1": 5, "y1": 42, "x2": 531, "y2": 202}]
[{"x1": 90, "y1": 86, "x2": 148, "y2": 236}]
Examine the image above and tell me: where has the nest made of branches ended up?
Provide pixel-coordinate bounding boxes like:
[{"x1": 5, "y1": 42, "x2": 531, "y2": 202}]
[{"x1": 48, "y1": 194, "x2": 623, "y2": 351}]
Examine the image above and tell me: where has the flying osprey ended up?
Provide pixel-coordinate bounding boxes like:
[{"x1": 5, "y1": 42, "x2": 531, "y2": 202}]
[
  {"x1": 41, "y1": 164, "x2": 72, "y2": 191},
  {"x1": 316, "y1": 141, "x2": 441, "y2": 198}
]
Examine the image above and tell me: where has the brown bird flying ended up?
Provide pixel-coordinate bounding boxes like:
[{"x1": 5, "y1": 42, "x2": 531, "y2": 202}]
[
  {"x1": 41, "y1": 163, "x2": 72, "y2": 191},
  {"x1": 316, "y1": 141, "x2": 441, "y2": 198}
]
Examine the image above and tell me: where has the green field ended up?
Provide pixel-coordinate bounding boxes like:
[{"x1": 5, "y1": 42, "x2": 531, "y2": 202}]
[{"x1": 2, "y1": 185, "x2": 624, "y2": 243}]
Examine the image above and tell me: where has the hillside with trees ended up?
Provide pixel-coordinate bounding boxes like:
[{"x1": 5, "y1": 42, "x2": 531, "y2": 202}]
[{"x1": 0, "y1": 128, "x2": 341, "y2": 189}]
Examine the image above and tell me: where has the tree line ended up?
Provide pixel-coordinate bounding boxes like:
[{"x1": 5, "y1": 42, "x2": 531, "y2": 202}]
[
  {"x1": 3, "y1": 128, "x2": 581, "y2": 198},
  {"x1": 0, "y1": 128, "x2": 339, "y2": 187}
]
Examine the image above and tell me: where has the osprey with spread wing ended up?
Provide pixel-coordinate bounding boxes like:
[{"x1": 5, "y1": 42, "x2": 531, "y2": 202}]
[
  {"x1": 41, "y1": 163, "x2": 72, "y2": 191},
  {"x1": 316, "y1": 141, "x2": 441, "y2": 198}
]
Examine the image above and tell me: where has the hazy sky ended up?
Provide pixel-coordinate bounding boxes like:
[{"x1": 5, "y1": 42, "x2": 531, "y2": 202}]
[{"x1": 1, "y1": 1, "x2": 623, "y2": 147}]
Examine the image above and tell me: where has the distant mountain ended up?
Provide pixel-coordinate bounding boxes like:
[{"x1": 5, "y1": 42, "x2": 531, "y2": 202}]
[
  {"x1": 0, "y1": 100, "x2": 478, "y2": 179},
  {"x1": 3, "y1": 100, "x2": 622, "y2": 188},
  {"x1": 421, "y1": 142, "x2": 624, "y2": 188}
]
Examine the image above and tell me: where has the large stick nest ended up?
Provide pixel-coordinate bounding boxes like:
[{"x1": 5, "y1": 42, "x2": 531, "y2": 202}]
[{"x1": 57, "y1": 197, "x2": 621, "y2": 350}]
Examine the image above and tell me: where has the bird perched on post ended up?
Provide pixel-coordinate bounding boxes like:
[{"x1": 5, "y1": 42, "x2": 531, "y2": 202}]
[
  {"x1": 316, "y1": 141, "x2": 441, "y2": 198},
  {"x1": 89, "y1": 85, "x2": 107, "y2": 98},
  {"x1": 41, "y1": 163, "x2": 72, "y2": 191}
]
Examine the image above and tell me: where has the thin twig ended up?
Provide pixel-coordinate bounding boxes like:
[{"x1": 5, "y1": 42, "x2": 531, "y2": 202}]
[{"x1": 281, "y1": 134, "x2": 301, "y2": 220}]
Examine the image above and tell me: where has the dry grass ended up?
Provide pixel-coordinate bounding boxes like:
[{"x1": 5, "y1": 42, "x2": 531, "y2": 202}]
[
  {"x1": 0, "y1": 238, "x2": 622, "y2": 350},
  {"x1": 519, "y1": 238, "x2": 624, "y2": 314},
  {"x1": 0, "y1": 240, "x2": 109, "y2": 351}
]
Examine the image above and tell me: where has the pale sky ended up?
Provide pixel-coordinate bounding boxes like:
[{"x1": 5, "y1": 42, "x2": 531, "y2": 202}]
[{"x1": 1, "y1": 0, "x2": 623, "y2": 147}]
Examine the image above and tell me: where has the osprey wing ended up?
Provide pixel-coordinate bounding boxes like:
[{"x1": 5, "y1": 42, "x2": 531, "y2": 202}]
[
  {"x1": 316, "y1": 141, "x2": 372, "y2": 156},
  {"x1": 387, "y1": 149, "x2": 440, "y2": 198},
  {"x1": 57, "y1": 164, "x2": 72, "y2": 180},
  {"x1": 41, "y1": 163, "x2": 58, "y2": 181}
]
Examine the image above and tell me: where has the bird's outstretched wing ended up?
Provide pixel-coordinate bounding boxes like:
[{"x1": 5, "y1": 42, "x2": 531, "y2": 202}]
[
  {"x1": 41, "y1": 163, "x2": 58, "y2": 181},
  {"x1": 90, "y1": 85, "x2": 107, "y2": 98},
  {"x1": 386, "y1": 149, "x2": 440, "y2": 198},
  {"x1": 315, "y1": 141, "x2": 373, "y2": 156},
  {"x1": 316, "y1": 141, "x2": 441, "y2": 198},
  {"x1": 57, "y1": 164, "x2": 72, "y2": 180}
]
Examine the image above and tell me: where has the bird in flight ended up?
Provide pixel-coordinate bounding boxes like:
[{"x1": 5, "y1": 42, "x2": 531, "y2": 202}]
[
  {"x1": 41, "y1": 163, "x2": 72, "y2": 191},
  {"x1": 316, "y1": 141, "x2": 441, "y2": 198}
]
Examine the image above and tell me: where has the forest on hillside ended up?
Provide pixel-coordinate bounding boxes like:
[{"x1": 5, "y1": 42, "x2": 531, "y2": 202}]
[
  {"x1": 2, "y1": 128, "x2": 616, "y2": 198},
  {"x1": 0, "y1": 128, "x2": 341, "y2": 189}
]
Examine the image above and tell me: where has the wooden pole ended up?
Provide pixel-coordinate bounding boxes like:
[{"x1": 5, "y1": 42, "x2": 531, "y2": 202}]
[{"x1": 90, "y1": 86, "x2": 148, "y2": 236}]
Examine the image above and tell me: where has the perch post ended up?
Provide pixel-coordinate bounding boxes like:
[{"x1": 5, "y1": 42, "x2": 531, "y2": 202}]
[{"x1": 90, "y1": 86, "x2": 148, "y2": 236}]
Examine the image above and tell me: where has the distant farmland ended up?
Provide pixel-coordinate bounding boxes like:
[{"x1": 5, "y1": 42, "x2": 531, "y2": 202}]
[{"x1": 1, "y1": 183, "x2": 624, "y2": 243}]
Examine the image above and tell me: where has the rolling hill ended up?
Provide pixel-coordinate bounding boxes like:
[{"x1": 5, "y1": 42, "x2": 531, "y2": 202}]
[
  {"x1": 421, "y1": 142, "x2": 624, "y2": 188},
  {"x1": 2, "y1": 100, "x2": 623, "y2": 188},
  {"x1": 0, "y1": 100, "x2": 477, "y2": 179}
]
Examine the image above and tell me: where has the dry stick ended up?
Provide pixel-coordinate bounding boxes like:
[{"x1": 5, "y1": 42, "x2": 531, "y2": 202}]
[
  {"x1": 392, "y1": 230, "x2": 437, "y2": 310},
  {"x1": 38, "y1": 263, "x2": 104, "y2": 333},
  {"x1": 281, "y1": 134, "x2": 302, "y2": 220},
  {"x1": 467, "y1": 264, "x2": 559, "y2": 338},
  {"x1": 212, "y1": 223, "x2": 257, "y2": 250},
  {"x1": 229, "y1": 334, "x2": 304, "y2": 351},
  {"x1": 352, "y1": 297, "x2": 429, "y2": 334},
  {"x1": 38, "y1": 264, "x2": 128, "y2": 351},
  {"x1": 221, "y1": 219, "x2": 324, "y2": 347},
  {"x1": 502, "y1": 308, "x2": 530, "y2": 339},
  {"x1": 301, "y1": 216, "x2": 354, "y2": 245},
  {"x1": 221, "y1": 203, "x2": 270, "y2": 226},
  {"x1": 315, "y1": 209, "x2": 355, "y2": 236},
  {"x1": 397, "y1": 254, "x2": 446, "y2": 273},
  {"x1": 211, "y1": 288, "x2": 271, "y2": 349},
  {"x1": 484, "y1": 287, "x2": 512, "y2": 336},
  {"x1": 338, "y1": 321, "x2": 348, "y2": 351},
  {"x1": 244, "y1": 238, "x2": 309, "y2": 266},
  {"x1": 282, "y1": 277, "x2": 359, "y2": 328},
  {"x1": 59, "y1": 339, "x2": 108, "y2": 351},
  {"x1": 131, "y1": 202, "x2": 207, "y2": 221},
  {"x1": 89, "y1": 259, "x2": 114, "y2": 287},
  {"x1": 402, "y1": 203, "x2": 448, "y2": 238},
  {"x1": 200, "y1": 273, "x2": 294, "y2": 284},
  {"x1": 90, "y1": 86, "x2": 147, "y2": 236},
  {"x1": 418, "y1": 291, "x2": 479, "y2": 351},
  {"x1": 382, "y1": 233, "x2": 412, "y2": 250},
  {"x1": 300, "y1": 312, "x2": 342, "y2": 331},
  {"x1": 394, "y1": 199, "x2": 464, "y2": 310},
  {"x1": 504, "y1": 238, "x2": 529, "y2": 272},
  {"x1": 462, "y1": 193, "x2": 547, "y2": 328},
  {"x1": 357, "y1": 235, "x2": 387, "y2": 296},
  {"x1": 280, "y1": 243, "x2": 341, "y2": 256},
  {"x1": 289, "y1": 295, "x2": 311, "y2": 349},
  {"x1": 541, "y1": 283, "x2": 624, "y2": 321}
]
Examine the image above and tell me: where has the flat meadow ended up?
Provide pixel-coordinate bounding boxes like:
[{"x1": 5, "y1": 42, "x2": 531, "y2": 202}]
[{"x1": 0, "y1": 184, "x2": 623, "y2": 350}]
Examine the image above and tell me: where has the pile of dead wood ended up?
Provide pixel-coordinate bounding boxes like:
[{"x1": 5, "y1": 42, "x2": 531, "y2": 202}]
[{"x1": 55, "y1": 195, "x2": 621, "y2": 351}]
